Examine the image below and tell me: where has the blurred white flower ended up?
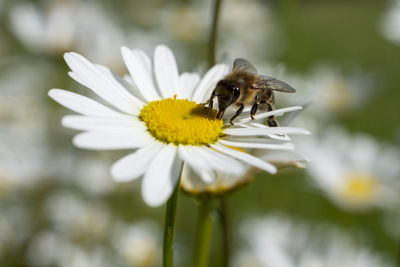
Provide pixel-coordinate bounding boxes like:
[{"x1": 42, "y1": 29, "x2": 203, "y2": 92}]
[
  {"x1": 8, "y1": 1, "x2": 158, "y2": 70},
  {"x1": 162, "y1": 5, "x2": 207, "y2": 42},
  {"x1": 160, "y1": 0, "x2": 282, "y2": 62},
  {"x1": 181, "y1": 147, "x2": 308, "y2": 195},
  {"x1": 44, "y1": 191, "x2": 112, "y2": 242},
  {"x1": 49, "y1": 45, "x2": 309, "y2": 206},
  {"x1": 0, "y1": 60, "x2": 53, "y2": 190},
  {"x1": 112, "y1": 221, "x2": 162, "y2": 267},
  {"x1": 27, "y1": 230, "x2": 114, "y2": 267},
  {"x1": 380, "y1": 0, "x2": 400, "y2": 45},
  {"x1": 180, "y1": 162, "x2": 252, "y2": 195},
  {"x1": 72, "y1": 156, "x2": 116, "y2": 196},
  {"x1": 220, "y1": 0, "x2": 283, "y2": 61},
  {"x1": 235, "y1": 215, "x2": 394, "y2": 267},
  {"x1": 262, "y1": 65, "x2": 377, "y2": 137},
  {"x1": 8, "y1": 2, "x2": 75, "y2": 54},
  {"x1": 274, "y1": 64, "x2": 375, "y2": 131},
  {"x1": 300, "y1": 127, "x2": 400, "y2": 211}
]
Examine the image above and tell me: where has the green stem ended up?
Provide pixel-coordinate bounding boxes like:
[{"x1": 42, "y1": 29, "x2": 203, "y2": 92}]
[
  {"x1": 163, "y1": 165, "x2": 184, "y2": 267},
  {"x1": 194, "y1": 196, "x2": 216, "y2": 267},
  {"x1": 208, "y1": 0, "x2": 223, "y2": 68},
  {"x1": 207, "y1": 0, "x2": 227, "y2": 265}
]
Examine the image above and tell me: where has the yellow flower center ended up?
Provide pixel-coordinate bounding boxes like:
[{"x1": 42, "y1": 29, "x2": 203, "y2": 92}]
[
  {"x1": 139, "y1": 97, "x2": 224, "y2": 146},
  {"x1": 340, "y1": 172, "x2": 378, "y2": 203}
]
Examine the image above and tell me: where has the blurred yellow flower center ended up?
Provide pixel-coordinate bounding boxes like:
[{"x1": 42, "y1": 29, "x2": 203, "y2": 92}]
[
  {"x1": 340, "y1": 172, "x2": 378, "y2": 203},
  {"x1": 139, "y1": 96, "x2": 223, "y2": 146}
]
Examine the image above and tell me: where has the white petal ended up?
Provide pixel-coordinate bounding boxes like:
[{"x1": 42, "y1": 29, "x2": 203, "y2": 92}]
[
  {"x1": 261, "y1": 150, "x2": 309, "y2": 167},
  {"x1": 111, "y1": 141, "x2": 164, "y2": 182},
  {"x1": 177, "y1": 72, "x2": 200, "y2": 100},
  {"x1": 192, "y1": 146, "x2": 246, "y2": 176},
  {"x1": 48, "y1": 89, "x2": 121, "y2": 117},
  {"x1": 68, "y1": 71, "x2": 86, "y2": 86},
  {"x1": 192, "y1": 64, "x2": 229, "y2": 103},
  {"x1": 236, "y1": 106, "x2": 303, "y2": 124},
  {"x1": 237, "y1": 123, "x2": 292, "y2": 141},
  {"x1": 178, "y1": 146, "x2": 216, "y2": 183},
  {"x1": 154, "y1": 45, "x2": 179, "y2": 98},
  {"x1": 218, "y1": 139, "x2": 295, "y2": 150},
  {"x1": 210, "y1": 143, "x2": 277, "y2": 174},
  {"x1": 73, "y1": 131, "x2": 154, "y2": 150},
  {"x1": 64, "y1": 52, "x2": 143, "y2": 115},
  {"x1": 123, "y1": 74, "x2": 134, "y2": 85},
  {"x1": 224, "y1": 127, "x2": 311, "y2": 136},
  {"x1": 142, "y1": 145, "x2": 182, "y2": 207},
  {"x1": 226, "y1": 136, "x2": 290, "y2": 144},
  {"x1": 121, "y1": 47, "x2": 160, "y2": 101},
  {"x1": 62, "y1": 115, "x2": 146, "y2": 133},
  {"x1": 95, "y1": 64, "x2": 147, "y2": 103}
]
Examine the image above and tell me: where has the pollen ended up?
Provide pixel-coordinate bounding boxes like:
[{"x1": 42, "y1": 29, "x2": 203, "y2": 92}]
[
  {"x1": 340, "y1": 172, "x2": 378, "y2": 203},
  {"x1": 139, "y1": 97, "x2": 224, "y2": 146}
]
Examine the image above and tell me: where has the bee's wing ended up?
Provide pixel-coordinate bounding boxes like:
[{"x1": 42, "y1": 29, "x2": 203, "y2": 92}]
[
  {"x1": 232, "y1": 58, "x2": 258, "y2": 75},
  {"x1": 255, "y1": 75, "x2": 296, "y2": 93}
]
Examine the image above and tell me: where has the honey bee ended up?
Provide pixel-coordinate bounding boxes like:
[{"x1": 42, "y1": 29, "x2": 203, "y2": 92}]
[{"x1": 207, "y1": 58, "x2": 296, "y2": 126}]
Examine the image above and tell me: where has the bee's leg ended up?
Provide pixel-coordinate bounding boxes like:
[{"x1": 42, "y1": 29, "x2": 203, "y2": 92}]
[
  {"x1": 207, "y1": 90, "x2": 216, "y2": 109},
  {"x1": 229, "y1": 103, "x2": 244, "y2": 125},
  {"x1": 250, "y1": 93, "x2": 260, "y2": 120},
  {"x1": 265, "y1": 102, "x2": 278, "y2": 127}
]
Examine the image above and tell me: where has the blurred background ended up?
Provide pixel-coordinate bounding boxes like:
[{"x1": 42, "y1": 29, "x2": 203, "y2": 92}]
[{"x1": 1, "y1": 0, "x2": 400, "y2": 266}]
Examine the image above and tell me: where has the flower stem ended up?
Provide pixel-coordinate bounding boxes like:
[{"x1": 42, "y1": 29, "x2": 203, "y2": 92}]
[
  {"x1": 194, "y1": 196, "x2": 216, "y2": 267},
  {"x1": 163, "y1": 164, "x2": 184, "y2": 267},
  {"x1": 208, "y1": 0, "x2": 223, "y2": 68}
]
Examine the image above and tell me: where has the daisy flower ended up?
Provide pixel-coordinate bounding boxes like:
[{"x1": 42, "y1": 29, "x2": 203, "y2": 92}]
[
  {"x1": 8, "y1": 1, "x2": 161, "y2": 70},
  {"x1": 48, "y1": 45, "x2": 309, "y2": 207},
  {"x1": 112, "y1": 221, "x2": 162, "y2": 267},
  {"x1": 181, "y1": 147, "x2": 308, "y2": 195},
  {"x1": 27, "y1": 230, "x2": 114, "y2": 267},
  {"x1": 300, "y1": 127, "x2": 400, "y2": 211},
  {"x1": 380, "y1": 0, "x2": 400, "y2": 46},
  {"x1": 272, "y1": 64, "x2": 375, "y2": 133},
  {"x1": 235, "y1": 214, "x2": 395, "y2": 267}
]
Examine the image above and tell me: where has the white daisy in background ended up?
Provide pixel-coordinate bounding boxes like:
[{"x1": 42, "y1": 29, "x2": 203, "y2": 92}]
[
  {"x1": 44, "y1": 191, "x2": 112, "y2": 241},
  {"x1": 33, "y1": 191, "x2": 164, "y2": 267},
  {"x1": 0, "y1": 58, "x2": 117, "y2": 197},
  {"x1": 49, "y1": 44, "x2": 309, "y2": 207},
  {"x1": 27, "y1": 230, "x2": 114, "y2": 267},
  {"x1": 8, "y1": 1, "x2": 76, "y2": 54},
  {"x1": 28, "y1": 191, "x2": 116, "y2": 267},
  {"x1": 181, "y1": 146, "x2": 308, "y2": 195},
  {"x1": 159, "y1": 0, "x2": 282, "y2": 64},
  {"x1": 162, "y1": 5, "x2": 207, "y2": 42},
  {"x1": 299, "y1": 127, "x2": 400, "y2": 212},
  {"x1": 67, "y1": 155, "x2": 116, "y2": 196},
  {"x1": 7, "y1": 1, "x2": 162, "y2": 70},
  {"x1": 112, "y1": 221, "x2": 162, "y2": 267},
  {"x1": 380, "y1": 0, "x2": 400, "y2": 45},
  {"x1": 273, "y1": 64, "x2": 375, "y2": 132},
  {"x1": 0, "y1": 60, "x2": 54, "y2": 191},
  {"x1": 220, "y1": 0, "x2": 283, "y2": 61},
  {"x1": 235, "y1": 214, "x2": 395, "y2": 267}
]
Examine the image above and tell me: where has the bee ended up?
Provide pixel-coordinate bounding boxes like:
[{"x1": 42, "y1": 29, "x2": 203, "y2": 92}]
[{"x1": 207, "y1": 58, "x2": 296, "y2": 126}]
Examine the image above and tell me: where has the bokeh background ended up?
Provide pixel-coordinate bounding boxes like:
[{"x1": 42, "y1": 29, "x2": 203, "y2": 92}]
[{"x1": 1, "y1": 0, "x2": 400, "y2": 266}]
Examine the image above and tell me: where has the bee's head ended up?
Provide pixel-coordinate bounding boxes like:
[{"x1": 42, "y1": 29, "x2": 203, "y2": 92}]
[{"x1": 214, "y1": 80, "x2": 240, "y2": 119}]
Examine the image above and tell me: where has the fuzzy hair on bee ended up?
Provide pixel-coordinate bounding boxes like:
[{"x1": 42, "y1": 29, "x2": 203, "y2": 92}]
[{"x1": 207, "y1": 58, "x2": 296, "y2": 126}]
